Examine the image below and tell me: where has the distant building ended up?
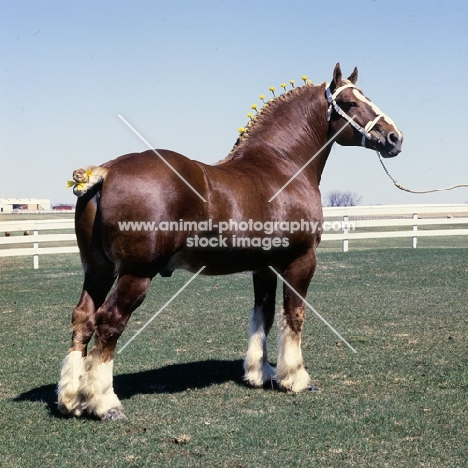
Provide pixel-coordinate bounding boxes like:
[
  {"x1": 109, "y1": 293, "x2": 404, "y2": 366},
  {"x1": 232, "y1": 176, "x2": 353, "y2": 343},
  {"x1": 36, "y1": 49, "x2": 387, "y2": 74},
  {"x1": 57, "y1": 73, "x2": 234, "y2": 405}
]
[
  {"x1": 53, "y1": 204, "x2": 74, "y2": 211},
  {"x1": 0, "y1": 198, "x2": 52, "y2": 213}
]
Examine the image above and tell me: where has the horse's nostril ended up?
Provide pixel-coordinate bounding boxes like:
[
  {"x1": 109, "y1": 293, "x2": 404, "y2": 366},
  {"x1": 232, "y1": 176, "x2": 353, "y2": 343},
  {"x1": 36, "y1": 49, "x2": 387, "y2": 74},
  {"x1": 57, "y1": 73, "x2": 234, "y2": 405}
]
[{"x1": 387, "y1": 132, "x2": 399, "y2": 145}]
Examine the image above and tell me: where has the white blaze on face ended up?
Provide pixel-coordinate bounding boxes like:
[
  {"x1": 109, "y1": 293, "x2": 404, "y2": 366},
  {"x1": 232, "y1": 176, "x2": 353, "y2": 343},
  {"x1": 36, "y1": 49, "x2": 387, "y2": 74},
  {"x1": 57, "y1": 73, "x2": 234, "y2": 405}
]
[{"x1": 352, "y1": 88, "x2": 402, "y2": 139}]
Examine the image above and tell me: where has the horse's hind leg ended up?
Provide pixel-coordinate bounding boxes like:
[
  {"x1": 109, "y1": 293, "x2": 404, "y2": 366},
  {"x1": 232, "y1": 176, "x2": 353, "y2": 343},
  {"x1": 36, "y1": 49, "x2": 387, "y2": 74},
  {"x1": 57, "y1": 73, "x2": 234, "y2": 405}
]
[
  {"x1": 58, "y1": 272, "x2": 115, "y2": 416},
  {"x1": 244, "y1": 269, "x2": 277, "y2": 387},
  {"x1": 77, "y1": 274, "x2": 150, "y2": 420}
]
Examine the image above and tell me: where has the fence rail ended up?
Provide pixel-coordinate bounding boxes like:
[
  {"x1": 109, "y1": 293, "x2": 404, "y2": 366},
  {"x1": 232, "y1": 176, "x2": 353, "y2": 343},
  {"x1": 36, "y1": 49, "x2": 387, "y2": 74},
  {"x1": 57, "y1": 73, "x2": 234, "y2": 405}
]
[
  {"x1": 0, "y1": 219, "x2": 78, "y2": 268},
  {"x1": 321, "y1": 203, "x2": 468, "y2": 251},
  {"x1": 1, "y1": 204, "x2": 467, "y2": 268}
]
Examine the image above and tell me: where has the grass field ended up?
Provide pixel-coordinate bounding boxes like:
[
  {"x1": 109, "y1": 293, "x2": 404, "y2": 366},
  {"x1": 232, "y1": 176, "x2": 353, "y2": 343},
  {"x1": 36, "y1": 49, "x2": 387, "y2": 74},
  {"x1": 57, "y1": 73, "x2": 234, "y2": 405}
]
[{"x1": 0, "y1": 245, "x2": 467, "y2": 467}]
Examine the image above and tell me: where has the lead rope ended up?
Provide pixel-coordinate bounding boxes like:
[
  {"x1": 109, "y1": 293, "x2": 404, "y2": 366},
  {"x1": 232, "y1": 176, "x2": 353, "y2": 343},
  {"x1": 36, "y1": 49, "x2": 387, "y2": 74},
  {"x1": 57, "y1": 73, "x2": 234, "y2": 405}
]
[{"x1": 377, "y1": 151, "x2": 468, "y2": 194}]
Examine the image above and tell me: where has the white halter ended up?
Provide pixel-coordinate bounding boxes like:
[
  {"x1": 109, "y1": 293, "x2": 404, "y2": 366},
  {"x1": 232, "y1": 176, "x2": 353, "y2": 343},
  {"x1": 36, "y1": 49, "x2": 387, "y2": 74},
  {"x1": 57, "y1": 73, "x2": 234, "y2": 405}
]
[{"x1": 325, "y1": 83, "x2": 384, "y2": 147}]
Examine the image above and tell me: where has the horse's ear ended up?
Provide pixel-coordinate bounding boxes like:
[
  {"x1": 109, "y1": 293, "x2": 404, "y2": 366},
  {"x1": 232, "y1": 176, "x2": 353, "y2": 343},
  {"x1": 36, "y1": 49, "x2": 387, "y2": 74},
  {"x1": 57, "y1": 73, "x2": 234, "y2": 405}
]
[
  {"x1": 330, "y1": 63, "x2": 342, "y2": 92},
  {"x1": 348, "y1": 67, "x2": 358, "y2": 84}
]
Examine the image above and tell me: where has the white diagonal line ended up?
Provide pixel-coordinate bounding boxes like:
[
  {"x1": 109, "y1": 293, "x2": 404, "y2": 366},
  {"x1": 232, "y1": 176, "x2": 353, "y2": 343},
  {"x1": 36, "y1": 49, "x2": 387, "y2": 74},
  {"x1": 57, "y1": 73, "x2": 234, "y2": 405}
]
[
  {"x1": 268, "y1": 266, "x2": 357, "y2": 353},
  {"x1": 118, "y1": 114, "x2": 207, "y2": 202},
  {"x1": 268, "y1": 116, "x2": 356, "y2": 202},
  {"x1": 118, "y1": 266, "x2": 206, "y2": 354}
]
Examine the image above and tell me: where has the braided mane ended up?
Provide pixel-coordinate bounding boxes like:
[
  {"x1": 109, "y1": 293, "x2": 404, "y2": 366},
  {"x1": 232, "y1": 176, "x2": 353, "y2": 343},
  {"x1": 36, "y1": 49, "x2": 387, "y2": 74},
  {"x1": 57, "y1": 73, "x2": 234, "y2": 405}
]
[{"x1": 217, "y1": 80, "x2": 327, "y2": 164}]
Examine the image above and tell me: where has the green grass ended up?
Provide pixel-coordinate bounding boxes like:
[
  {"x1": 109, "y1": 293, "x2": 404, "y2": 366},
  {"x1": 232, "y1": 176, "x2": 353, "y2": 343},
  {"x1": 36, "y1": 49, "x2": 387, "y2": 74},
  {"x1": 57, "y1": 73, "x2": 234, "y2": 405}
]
[{"x1": 0, "y1": 248, "x2": 467, "y2": 467}]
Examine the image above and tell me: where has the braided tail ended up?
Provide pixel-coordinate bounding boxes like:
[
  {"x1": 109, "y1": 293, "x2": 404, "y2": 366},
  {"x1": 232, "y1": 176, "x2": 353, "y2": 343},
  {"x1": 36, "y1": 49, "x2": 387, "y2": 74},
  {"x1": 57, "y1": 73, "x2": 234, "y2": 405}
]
[{"x1": 67, "y1": 166, "x2": 108, "y2": 197}]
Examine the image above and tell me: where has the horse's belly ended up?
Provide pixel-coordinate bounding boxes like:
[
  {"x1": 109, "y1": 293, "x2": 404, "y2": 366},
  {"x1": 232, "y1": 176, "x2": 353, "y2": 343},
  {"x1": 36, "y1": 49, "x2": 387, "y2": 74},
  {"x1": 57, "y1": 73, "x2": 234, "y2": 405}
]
[{"x1": 166, "y1": 237, "x2": 312, "y2": 276}]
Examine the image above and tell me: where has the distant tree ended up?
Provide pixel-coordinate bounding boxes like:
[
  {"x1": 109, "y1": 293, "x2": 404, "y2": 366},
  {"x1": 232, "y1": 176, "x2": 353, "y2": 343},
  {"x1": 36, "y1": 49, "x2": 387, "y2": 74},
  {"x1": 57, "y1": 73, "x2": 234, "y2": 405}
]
[{"x1": 324, "y1": 190, "x2": 361, "y2": 207}]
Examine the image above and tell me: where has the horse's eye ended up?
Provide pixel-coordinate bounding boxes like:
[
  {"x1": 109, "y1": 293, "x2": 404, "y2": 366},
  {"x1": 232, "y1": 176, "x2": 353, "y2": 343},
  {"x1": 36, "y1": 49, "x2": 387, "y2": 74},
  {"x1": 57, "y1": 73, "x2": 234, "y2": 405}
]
[{"x1": 341, "y1": 102, "x2": 357, "y2": 111}]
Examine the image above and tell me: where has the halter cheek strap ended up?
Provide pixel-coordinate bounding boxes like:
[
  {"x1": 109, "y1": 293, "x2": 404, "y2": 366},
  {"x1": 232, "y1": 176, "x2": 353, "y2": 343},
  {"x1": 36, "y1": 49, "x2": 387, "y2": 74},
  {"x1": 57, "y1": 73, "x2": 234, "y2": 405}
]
[{"x1": 326, "y1": 83, "x2": 384, "y2": 147}]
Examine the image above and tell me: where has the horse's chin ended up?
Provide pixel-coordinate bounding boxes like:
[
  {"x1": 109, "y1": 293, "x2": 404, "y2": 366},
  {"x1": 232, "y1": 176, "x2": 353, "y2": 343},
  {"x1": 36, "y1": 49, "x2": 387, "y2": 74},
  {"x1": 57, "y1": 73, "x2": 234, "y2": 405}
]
[{"x1": 378, "y1": 149, "x2": 400, "y2": 159}]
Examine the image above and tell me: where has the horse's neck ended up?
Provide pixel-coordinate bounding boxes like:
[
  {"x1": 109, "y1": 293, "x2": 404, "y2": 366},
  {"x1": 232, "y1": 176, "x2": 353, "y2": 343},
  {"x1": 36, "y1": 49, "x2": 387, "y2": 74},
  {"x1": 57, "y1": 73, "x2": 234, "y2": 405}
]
[{"x1": 224, "y1": 83, "x2": 331, "y2": 184}]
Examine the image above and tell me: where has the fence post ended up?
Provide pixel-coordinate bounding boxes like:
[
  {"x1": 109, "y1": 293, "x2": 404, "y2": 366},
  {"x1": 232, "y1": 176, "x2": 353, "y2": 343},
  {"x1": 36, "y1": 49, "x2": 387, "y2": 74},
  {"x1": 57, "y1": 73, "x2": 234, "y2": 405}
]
[
  {"x1": 33, "y1": 230, "x2": 39, "y2": 269},
  {"x1": 342, "y1": 215, "x2": 349, "y2": 253},
  {"x1": 412, "y1": 213, "x2": 418, "y2": 249}
]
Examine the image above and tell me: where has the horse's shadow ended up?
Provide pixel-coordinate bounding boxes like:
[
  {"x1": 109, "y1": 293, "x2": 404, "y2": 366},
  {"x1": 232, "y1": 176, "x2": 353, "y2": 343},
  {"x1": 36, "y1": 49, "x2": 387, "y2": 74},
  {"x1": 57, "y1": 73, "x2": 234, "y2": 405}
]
[{"x1": 14, "y1": 359, "x2": 245, "y2": 418}]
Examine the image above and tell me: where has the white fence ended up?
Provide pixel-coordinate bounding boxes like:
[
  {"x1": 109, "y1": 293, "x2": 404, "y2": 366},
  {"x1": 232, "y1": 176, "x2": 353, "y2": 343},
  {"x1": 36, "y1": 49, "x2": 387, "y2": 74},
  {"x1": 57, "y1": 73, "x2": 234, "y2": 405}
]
[
  {"x1": 0, "y1": 204, "x2": 467, "y2": 268},
  {"x1": 0, "y1": 218, "x2": 78, "y2": 268},
  {"x1": 321, "y1": 204, "x2": 468, "y2": 252}
]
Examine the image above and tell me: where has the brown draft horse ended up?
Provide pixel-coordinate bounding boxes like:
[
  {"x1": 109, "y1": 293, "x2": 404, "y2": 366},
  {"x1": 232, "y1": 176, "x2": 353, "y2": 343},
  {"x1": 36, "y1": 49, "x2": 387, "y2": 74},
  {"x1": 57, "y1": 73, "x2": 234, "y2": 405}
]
[{"x1": 58, "y1": 64, "x2": 403, "y2": 420}]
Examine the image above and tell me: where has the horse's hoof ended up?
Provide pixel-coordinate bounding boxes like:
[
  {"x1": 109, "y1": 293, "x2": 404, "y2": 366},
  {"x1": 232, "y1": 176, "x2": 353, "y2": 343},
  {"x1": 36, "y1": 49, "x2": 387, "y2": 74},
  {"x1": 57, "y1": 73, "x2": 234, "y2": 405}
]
[
  {"x1": 72, "y1": 407, "x2": 83, "y2": 417},
  {"x1": 102, "y1": 408, "x2": 127, "y2": 421},
  {"x1": 57, "y1": 399, "x2": 83, "y2": 417},
  {"x1": 308, "y1": 383, "x2": 319, "y2": 392}
]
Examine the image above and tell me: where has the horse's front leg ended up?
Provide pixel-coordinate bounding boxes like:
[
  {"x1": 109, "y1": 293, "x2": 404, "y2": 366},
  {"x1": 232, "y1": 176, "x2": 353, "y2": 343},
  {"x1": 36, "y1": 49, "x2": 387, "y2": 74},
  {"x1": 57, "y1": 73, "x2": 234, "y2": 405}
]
[
  {"x1": 276, "y1": 251, "x2": 317, "y2": 392},
  {"x1": 244, "y1": 269, "x2": 277, "y2": 387},
  {"x1": 77, "y1": 274, "x2": 150, "y2": 420}
]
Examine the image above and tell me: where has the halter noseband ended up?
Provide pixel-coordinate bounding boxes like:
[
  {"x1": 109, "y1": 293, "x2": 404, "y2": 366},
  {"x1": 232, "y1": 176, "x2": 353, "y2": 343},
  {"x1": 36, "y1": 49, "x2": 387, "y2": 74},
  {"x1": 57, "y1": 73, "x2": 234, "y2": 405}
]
[{"x1": 326, "y1": 83, "x2": 384, "y2": 147}]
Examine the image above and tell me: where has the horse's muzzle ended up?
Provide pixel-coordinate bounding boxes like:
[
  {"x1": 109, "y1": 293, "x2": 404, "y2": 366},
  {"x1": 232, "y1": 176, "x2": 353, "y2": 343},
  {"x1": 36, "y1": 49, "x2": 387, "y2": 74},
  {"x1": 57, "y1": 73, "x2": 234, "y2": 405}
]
[{"x1": 379, "y1": 131, "x2": 403, "y2": 158}]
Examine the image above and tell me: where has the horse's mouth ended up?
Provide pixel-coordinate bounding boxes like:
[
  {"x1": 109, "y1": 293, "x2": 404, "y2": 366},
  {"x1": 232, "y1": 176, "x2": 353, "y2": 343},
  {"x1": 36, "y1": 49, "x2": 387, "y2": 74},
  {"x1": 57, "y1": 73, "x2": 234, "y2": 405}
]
[
  {"x1": 378, "y1": 148, "x2": 401, "y2": 159},
  {"x1": 369, "y1": 128, "x2": 403, "y2": 158},
  {"x1": 374, "y1": 135, "x2": 403, "y2": 158}
]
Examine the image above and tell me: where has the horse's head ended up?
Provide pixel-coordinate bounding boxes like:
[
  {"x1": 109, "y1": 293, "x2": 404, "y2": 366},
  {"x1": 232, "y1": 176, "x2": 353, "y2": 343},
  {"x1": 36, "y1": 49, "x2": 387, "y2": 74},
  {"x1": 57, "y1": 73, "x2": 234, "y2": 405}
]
[{"x1": 326, "y1": 63, "x2": 403, "y2": 158}]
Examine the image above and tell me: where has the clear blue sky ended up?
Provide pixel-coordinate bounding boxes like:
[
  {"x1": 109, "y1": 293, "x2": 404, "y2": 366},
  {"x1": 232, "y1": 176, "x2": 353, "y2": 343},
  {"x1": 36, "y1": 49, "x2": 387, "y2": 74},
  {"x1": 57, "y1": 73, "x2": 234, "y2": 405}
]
[{"x1": 2, "y1": 0, "x2": 468, "y2": 206}]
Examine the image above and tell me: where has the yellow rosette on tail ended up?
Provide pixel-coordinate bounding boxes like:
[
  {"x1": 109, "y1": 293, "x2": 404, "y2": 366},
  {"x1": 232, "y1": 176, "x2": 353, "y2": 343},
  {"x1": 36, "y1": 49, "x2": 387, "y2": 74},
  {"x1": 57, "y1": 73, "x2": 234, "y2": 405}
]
[{"x1": 67, "y1": 166, "x2": 108, "y2": 196}]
